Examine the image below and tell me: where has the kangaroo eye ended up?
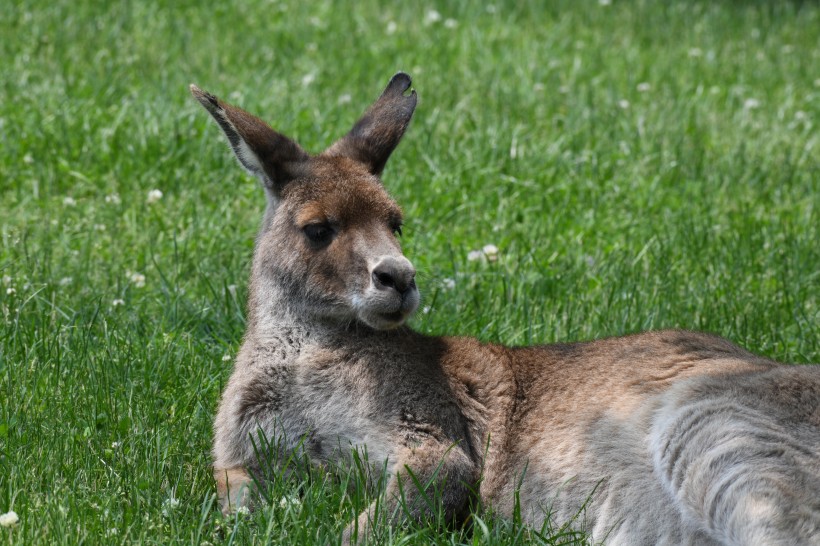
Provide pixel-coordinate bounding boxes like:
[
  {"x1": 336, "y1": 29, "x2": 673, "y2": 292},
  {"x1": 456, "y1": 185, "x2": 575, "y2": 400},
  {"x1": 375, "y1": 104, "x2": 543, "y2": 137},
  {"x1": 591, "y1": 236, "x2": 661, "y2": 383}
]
[
  {"x1": 303, "y1": 223, "x2": 334, "y2": 246},
  {"x1": 392, "y1": 224, "x2": 403, "y2": 237}
]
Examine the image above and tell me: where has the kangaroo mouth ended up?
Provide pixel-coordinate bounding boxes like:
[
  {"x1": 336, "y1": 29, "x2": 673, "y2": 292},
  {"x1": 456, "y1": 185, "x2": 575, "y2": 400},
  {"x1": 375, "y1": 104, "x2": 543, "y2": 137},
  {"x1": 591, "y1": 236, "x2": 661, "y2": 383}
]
[{"x1": 379, "y1": 310, "x2": 406, "y2": 323}]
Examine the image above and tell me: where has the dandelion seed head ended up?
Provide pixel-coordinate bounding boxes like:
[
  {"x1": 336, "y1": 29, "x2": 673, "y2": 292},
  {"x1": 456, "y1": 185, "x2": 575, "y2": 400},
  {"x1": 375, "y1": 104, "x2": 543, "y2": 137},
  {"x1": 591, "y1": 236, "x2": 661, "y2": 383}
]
[
  {"x1": 618, "y1": 99, "x2": 630, "y2": 109},
  {"x1": 467, "y1": 250, "x2": 483, "y2": 262}
]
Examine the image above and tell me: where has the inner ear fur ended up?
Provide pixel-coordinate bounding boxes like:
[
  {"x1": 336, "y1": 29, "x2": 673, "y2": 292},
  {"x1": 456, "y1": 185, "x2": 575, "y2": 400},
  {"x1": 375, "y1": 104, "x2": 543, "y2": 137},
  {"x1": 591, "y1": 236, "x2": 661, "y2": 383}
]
[
  {"x1": 190, "y1": 84, "x2": 309, "y2": 195},
  {"x1": 324, "y1": 72, "x2": 417, "y2": 176}
]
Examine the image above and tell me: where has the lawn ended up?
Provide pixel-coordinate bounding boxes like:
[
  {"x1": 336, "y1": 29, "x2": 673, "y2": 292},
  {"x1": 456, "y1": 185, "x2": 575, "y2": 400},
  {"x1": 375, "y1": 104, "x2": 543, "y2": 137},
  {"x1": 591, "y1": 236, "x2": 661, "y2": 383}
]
[{"x1": 1, "y1": 0, "x2": 818, "y2": 544}]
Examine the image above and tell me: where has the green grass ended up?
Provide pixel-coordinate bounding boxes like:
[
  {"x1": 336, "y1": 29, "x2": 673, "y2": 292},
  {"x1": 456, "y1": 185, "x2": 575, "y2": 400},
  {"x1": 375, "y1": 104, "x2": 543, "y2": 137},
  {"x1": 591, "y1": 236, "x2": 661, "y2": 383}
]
[{"x1": 1, "y1": 0, "x2": 818, "y2": 543}]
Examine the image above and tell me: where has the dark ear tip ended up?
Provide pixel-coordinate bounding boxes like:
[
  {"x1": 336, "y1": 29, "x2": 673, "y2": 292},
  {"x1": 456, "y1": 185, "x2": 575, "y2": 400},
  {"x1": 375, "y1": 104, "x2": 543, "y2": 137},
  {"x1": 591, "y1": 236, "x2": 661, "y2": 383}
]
[
  {"x1": 189, "y1": 84, "x2": 221, "y2": 112},
  {"x1": 386, "y1": 72, "x2": 413, "y2": 95}
]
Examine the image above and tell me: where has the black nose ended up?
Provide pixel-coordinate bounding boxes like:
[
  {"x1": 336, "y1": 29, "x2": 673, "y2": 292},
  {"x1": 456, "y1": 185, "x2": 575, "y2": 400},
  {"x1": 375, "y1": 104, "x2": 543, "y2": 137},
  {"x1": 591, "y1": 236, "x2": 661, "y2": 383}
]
[{"x1": 372, "y1": 259, "x2": 416, "y2": 295}]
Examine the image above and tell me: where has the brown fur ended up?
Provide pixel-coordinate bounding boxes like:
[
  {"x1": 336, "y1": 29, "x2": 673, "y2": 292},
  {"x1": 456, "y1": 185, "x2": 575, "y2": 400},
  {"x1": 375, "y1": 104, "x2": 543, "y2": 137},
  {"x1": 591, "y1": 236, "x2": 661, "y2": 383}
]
[{"x1": 191, "y1": 74, "x2": 820, "y2": 545}]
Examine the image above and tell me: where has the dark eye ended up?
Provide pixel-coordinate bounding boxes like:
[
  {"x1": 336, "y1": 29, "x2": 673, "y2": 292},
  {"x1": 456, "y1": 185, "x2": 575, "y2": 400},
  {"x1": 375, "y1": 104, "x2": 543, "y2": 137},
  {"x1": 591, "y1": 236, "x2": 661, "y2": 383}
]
[
  {"x1": 303, "y1": 223, "x2": 334, "y2": 246},
  {"x1": 392, "y1": 224, "x2": 403, "y2": 237}
]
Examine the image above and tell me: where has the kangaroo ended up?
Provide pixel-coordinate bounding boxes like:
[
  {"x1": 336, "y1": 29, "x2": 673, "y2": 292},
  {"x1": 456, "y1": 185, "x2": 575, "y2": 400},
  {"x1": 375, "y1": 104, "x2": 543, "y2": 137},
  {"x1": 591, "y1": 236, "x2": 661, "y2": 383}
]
[{"x1": 191, "y1": 73, "x2": 820, "y2": 545}]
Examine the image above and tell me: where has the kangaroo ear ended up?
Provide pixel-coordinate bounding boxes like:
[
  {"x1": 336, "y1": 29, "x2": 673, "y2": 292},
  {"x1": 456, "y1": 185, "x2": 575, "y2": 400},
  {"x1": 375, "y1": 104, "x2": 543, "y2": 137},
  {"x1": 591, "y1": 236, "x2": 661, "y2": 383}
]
[
  {"x1": 190, "y1": 84, "x2": 309, "y2": 196},
  {"x1": 324, "y1": 72, "x2": 417, "y2": 176}
]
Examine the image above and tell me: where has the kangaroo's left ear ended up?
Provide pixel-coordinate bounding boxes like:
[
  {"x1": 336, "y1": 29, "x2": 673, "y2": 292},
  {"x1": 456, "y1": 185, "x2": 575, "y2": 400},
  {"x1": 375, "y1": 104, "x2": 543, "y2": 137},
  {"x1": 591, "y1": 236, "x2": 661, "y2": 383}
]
[
  {"x1": 324, "y1": 72, "x2": 417, "y2": 176},
  {"x1": 190, "y1": 84, "x2": 309, "y2": 198}
]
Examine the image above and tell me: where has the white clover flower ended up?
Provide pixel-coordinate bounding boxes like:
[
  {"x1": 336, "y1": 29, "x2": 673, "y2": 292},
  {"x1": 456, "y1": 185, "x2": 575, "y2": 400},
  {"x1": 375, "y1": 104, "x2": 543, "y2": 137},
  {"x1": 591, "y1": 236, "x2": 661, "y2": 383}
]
[
  {"x1": 161, "y1": 497, "x2": 180, "y2": 517},
  {"x1": 598, "y1": 0, "x2": 612, "y2": 5},
  {"x1": 6, "y1": 288, "x2": 16, "y2": 296},
  {"x1": 278, "y1": 495, "x2": 301, "y2": 508},
  {"x1": 618, "y1": 99, "x2": 630, "y2": 109},
  {"x1": 146, "y1": 189, "x2": 163, "y2": 204},
  {"x1": 2, "y1": 276, "x2": 11, "y2": 286},
  {"x1": 236, "y1": 505, "x2": 251, "y2": 516},
  {"x1": 106, "y1": 528, "x2": 118, "y2": 537},
  {"x1": 128, "y1": 272, "x2": 146, "y2": 288},
  {"x1": 58, "y1": 277, "x2": 73, "y2": 287},
  {"x1": 558, "y1": 85, "x2": 570, "y2": 94},
  {"x1": 63, "y1": 196, "x2": 77, "y2": 207},
  {"x1": 385, "y1": 21, "x2": 397, "y2": 34},
  {"x1": 111, "y1": 441, "x2": 121, "y2": 449},
  {"x1": 442, "y1": 278, "x2": 456, "y2": 290},
  {"x1": 222, "y1": 354, "x2": 232, "y2": 362},
  {"x1": 794, "y1": 111, "x2": 807, "y2": 121},
  {"x1": 533, "y1": 82, "x2": 545, "y2": 92},
  {"x1": 444, "y1": 18, "x2": 458, "y2": 28},
  {"x1": 422, "y1": 306, "x2": 431, "y2": 314},
  {"x1": 688, "y1": 47, "x2": 703, "y2": 58},
  {"x1": 0, "y1": 511, "x2": 19, "y2": 528},
  {"x1": 636, "y1": 82, "x2": 650, "y2": 92},
  {"x1": 105, "y1": 193, "x2": 121, "y2": 205},
  {"x1": 338, "y1": 94, "x2": 352, "y2": 105},
  {"x1": 814, "y1": 78, "x2": 820, "y2": 88},
  {"x1": 94, "y1": 223, "x2": 107, "y2": 231},
  {"x1": 112, "y1": 299, "x2": 125, "y2": 307},
  {"x1": 23, "y1": 153, "x2": 34, "y2": 164},
  {"x1": 425, "y1": 10, "x2": 442, "y2": 24},
  {"x1": 467, "y1": 250, "x2": 483, "y2": 261},
  {"x1": 301, "y1": 73, "x2": 316, "y2": 87},
  {"x1": 743, "y1": 98, "x2": 760, "y2": 110},
  {"x1": 482, "y1": 244, "x2": 499, "y2": 262}
]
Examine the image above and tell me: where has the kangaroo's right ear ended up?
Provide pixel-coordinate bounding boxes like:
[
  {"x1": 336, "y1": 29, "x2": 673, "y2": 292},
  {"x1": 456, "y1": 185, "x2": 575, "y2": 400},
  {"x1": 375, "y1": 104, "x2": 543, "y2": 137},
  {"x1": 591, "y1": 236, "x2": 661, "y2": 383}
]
[{"x1": 190, "y1": 84, "x2": 309, "y2": 196}]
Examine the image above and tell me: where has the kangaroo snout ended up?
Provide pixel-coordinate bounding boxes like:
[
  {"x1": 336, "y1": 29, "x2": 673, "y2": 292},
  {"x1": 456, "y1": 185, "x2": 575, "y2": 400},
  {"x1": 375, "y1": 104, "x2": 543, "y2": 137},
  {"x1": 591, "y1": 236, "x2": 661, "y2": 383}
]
[{"x1": 371, "y1": 257, "x2": 416, "y2": 296}]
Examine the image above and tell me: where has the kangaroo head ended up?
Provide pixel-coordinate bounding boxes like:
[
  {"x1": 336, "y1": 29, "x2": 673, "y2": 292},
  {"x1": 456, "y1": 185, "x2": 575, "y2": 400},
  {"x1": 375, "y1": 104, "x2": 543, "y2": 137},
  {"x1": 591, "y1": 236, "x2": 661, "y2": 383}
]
[{"x1": 191, "y1": 73, "x2": 419, "y2": 330}]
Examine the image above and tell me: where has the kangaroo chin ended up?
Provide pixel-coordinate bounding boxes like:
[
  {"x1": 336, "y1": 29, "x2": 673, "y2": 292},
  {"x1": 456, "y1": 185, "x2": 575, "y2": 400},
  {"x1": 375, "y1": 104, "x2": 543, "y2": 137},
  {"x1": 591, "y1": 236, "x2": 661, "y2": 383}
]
[{"x1": 192, "y1": 73, "x2": 820, "y2": 545}]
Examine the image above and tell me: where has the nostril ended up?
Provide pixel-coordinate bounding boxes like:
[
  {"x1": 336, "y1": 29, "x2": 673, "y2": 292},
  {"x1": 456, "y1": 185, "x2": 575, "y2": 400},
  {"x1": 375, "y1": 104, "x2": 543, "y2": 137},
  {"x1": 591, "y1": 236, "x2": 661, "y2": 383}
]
[{"x1": 373, "y1": 270, "x2": 396, "y2": 290}]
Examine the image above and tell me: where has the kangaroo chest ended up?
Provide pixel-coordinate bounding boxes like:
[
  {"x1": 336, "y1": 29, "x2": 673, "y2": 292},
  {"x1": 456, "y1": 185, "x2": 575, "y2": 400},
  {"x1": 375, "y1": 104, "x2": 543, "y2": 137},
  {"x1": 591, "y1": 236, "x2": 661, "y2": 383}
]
[{"x1": 277, "y1": 343, "x2": 469, "y2": 469}]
